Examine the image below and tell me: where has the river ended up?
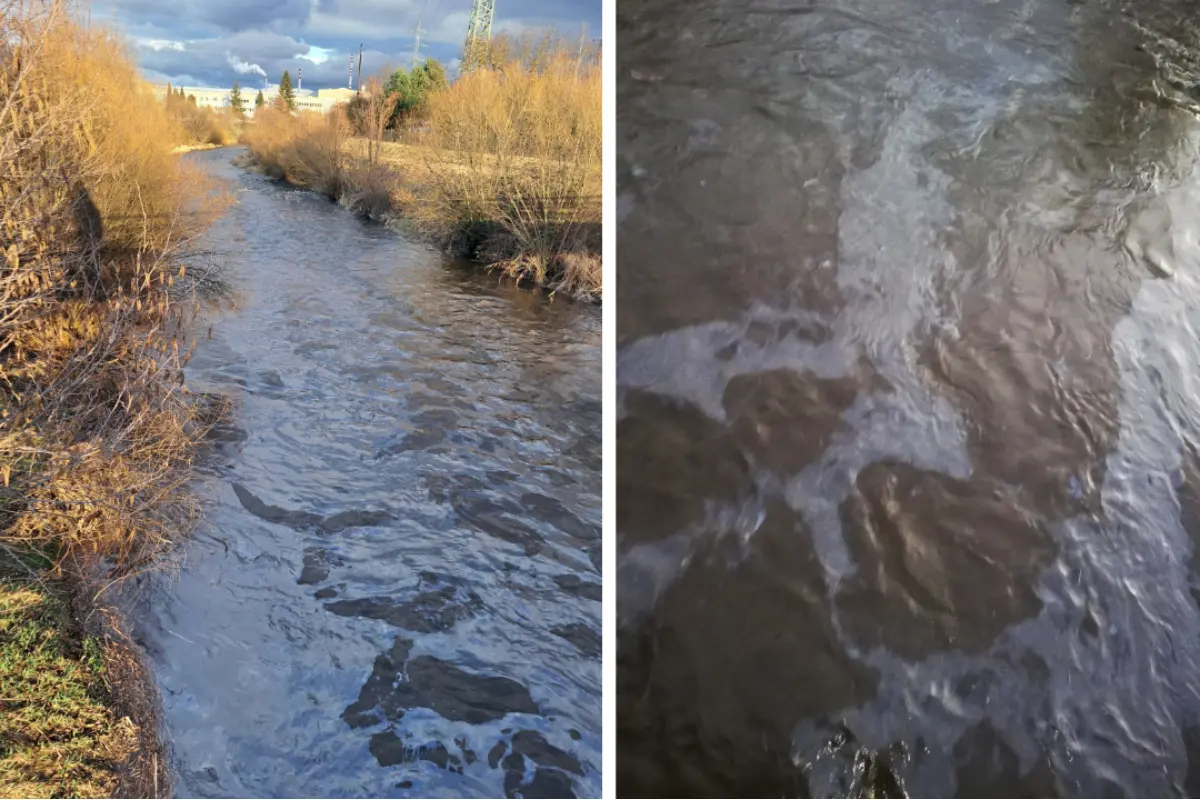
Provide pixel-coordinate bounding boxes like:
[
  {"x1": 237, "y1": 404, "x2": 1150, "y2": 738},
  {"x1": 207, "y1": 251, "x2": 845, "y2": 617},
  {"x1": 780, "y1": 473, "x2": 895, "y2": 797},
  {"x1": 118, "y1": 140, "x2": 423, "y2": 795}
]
[
  {"x1": 127, "y1": 149, "x2": 602, "y2": 799},
  {"x1": 617, "y1": 0, "x2": 1200, "y2": 796}
]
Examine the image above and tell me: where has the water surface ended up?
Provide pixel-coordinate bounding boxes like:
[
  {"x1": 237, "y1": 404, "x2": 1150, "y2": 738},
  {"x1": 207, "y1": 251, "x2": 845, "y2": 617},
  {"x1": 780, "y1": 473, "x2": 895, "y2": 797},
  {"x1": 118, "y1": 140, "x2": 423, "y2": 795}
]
[
  {"x1": 618, "y1": 1, "x2": 1200, "y2": 795},
  {"x1": 131, "y1": 149, "x2": 602, "y2": 799}
]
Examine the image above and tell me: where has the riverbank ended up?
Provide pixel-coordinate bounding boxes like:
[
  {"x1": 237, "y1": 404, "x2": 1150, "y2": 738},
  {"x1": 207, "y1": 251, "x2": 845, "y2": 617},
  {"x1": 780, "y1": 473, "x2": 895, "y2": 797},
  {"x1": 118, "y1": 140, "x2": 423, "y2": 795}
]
[
  {"x1": 1, "y1": 2, "x2": 222, "y2": 795},
  {"x1": 0, "y1": 572, "x2": 168, "y2": 797},
  {"x1": 241, "y1": 131, "x2": 602, "y2": 302},
  {"x1": 241, "y1": 52, "x2": 601, "y2": 302}
]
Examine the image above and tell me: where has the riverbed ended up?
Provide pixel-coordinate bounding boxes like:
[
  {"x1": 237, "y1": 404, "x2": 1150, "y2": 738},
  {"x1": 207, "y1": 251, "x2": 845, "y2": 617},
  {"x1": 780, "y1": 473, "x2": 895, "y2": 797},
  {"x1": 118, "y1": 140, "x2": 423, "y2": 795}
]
[{"x1": 130, "y1": 149, "x2": 602, "y2": 799}]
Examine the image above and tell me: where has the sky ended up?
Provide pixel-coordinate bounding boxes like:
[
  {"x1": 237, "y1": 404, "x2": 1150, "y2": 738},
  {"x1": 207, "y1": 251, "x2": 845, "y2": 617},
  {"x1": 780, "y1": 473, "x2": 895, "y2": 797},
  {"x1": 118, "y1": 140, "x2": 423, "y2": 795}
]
[{"x1": 93, "y1": 0, "x2": 601, "y2": 91}]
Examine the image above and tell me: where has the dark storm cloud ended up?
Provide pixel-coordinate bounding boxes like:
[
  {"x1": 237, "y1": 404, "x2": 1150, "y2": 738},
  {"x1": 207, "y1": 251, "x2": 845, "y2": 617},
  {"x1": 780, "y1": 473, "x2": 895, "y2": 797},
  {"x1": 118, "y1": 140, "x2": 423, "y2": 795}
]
[
  {"x1": 95, "y1": 0, "x2": 601, "y2": 89},
  {"x1": 106, "y1": 0, "x2": 322, "y2": 34}
]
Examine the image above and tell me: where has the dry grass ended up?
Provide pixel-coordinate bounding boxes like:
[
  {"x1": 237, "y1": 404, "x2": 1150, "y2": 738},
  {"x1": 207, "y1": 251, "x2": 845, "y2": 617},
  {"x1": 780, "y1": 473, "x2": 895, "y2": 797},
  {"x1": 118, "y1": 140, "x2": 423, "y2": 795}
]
[
  {"x1": 243, "y1": 49, "x2": 602, "y2": 301},
  {"x1": 0, "y1": 1, "x2": 225, "y2": 795},
  {"x1": 344, "y1": 138, "x2": 551, "y2": 182}
]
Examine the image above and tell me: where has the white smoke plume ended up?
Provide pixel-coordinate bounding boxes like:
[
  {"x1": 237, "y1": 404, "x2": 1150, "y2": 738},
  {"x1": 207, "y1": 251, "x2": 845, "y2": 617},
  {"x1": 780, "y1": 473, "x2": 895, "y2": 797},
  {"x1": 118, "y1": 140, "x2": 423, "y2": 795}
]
[{"x1": 226, "y1": 52, "x2": 267, "y2": 78}]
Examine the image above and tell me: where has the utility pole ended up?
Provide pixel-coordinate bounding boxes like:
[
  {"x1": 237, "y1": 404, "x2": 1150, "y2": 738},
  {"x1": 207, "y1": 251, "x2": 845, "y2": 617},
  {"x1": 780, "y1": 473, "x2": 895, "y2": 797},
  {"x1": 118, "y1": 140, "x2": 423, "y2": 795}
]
[
  {"x1": 349, "y1": 52, "x2": 354, "y2": 90},
  {"x1": 356, "y1": 44, "x2": 364, "y2": 96},
  {"x1": 462, "y1": 0, "x2": 495, "y2": 70},
  {"x1": 412, "y1": 0, "x2": 428, "y2": 69}
]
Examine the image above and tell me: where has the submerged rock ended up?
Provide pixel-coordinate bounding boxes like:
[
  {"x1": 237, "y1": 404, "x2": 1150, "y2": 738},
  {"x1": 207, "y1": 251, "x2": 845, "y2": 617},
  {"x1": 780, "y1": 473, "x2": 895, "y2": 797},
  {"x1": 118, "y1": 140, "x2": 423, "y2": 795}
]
[
  {"x1": 341, "y1": 637, "x2": 539, "y2": 729},
  {"x1": 324, "y1": 581, "x2": 483, "y2": 634},
  {"x1": 231, "y1": 482, "x2": 392, "y2": 533}
]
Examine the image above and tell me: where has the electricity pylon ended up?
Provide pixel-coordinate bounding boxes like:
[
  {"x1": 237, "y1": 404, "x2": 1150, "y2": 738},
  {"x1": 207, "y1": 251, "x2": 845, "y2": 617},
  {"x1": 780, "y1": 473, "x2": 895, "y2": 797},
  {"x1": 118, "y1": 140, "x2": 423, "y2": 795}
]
[
  {"x1": 412, "y1": 0, "x2": 428, "y2": 68},
  {"x1": 463, "y1": 0, "x2": 495, "y2": 69}
]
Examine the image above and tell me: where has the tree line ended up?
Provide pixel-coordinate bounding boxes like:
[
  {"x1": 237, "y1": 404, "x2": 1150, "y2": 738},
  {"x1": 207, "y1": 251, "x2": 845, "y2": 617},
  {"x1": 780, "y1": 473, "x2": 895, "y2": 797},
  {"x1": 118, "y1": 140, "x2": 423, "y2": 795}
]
[
  {"x1": 169, "y1": 29, "x2": 593, "y2": 124},
  {"x1": 206, "y1": 60, "x2": 449, "y2": 125}
]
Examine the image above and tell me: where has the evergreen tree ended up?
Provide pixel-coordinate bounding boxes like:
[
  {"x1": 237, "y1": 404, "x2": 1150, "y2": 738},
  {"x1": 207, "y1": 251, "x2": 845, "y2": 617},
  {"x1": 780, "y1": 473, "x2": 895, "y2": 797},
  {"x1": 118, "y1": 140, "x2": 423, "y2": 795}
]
[
  {"x1": 423, "y1": 58, "x2": 448, "y2": 92},
  {"x1": 383, "y1": 59, "x2": 449, "y2": 126},
  {"x1": 278, "y1": 70, "x2": 296, "y2": 112},
  {"x1": 255, "y1": 90, "x2": 265, "y2": 109},
  {"x1": 229, "y1": 81, "x2": 246, "y2": 117},
  {"x1": 187, "y1": 93, "x2": 197, "y2": 106},
  {"x1": 165, "y1": 81, "x2": 172, "y2": 99}
]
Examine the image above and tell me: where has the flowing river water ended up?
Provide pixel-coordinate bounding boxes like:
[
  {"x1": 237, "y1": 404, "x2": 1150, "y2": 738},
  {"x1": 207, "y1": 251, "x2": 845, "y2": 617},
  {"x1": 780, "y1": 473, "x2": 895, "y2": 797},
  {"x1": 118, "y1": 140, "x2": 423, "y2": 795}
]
[
  {"x1": 127, "y1": 150, "x2": 602, "y2": 799},
  {"x1": 617, "y1": 0, "x2": 1200, "y2": 796}
]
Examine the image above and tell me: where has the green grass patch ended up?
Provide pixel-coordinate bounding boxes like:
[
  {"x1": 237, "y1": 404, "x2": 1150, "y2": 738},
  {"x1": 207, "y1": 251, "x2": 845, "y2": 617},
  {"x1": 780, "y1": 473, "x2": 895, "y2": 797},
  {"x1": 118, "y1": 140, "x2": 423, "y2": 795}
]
[{"x1": 0, "y1": 578, "x2": 136, "y2": 799}]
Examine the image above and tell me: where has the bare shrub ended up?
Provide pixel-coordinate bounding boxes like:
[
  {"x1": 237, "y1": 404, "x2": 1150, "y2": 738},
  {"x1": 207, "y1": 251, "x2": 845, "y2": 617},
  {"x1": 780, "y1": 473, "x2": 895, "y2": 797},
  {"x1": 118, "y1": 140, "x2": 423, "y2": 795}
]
[
  {"x1": 242, "y1": 44, "x2": 602, "y2": 300},
  {"x1": 0, "y1": 3, "x2": 228, "y2": 795},
  {"x1": 0, "y1": 0, "x2": 225, "y2": 577},
  {"x1": 242, "y1": 106, "x2": 348, "y2": 199},
  {"x1": 340, "y1": 162, "x2": 397, "y2": 221},
  {"x1": 412, "y1": 46, "x2": 601, "y2": 296},
  {"x1": 163, "y1": 93, "x2": 236, "y2": 146},
  {"x1": 359, "y1": 76, "x2": 400, "y2": 166}
]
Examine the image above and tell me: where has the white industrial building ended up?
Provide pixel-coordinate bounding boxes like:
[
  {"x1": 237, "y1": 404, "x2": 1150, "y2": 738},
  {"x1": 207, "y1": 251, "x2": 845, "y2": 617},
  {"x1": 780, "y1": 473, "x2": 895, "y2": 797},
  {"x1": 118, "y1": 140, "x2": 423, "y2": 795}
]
[{"x1": 151, "y1": 84, "x2": 358, "y2": 117}]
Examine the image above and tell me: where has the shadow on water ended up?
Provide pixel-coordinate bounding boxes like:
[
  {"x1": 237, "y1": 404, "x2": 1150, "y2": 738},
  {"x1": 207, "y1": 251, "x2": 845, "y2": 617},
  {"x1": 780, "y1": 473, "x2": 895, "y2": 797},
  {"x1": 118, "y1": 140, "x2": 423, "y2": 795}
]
[
  {"x1": 619, "y1": 0, "x2": 1200, "y2": 796},
  {"x1": 127, "y1": 148, "x2": 600, "y2": 798}
]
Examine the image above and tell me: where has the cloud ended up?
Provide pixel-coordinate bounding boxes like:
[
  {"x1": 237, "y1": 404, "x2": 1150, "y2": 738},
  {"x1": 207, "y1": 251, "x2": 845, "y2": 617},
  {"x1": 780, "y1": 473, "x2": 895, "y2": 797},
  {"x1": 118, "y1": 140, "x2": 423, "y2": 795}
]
[
  {"x1": 135, "y1": 37, "x2": 185, "y2": 51},
  {"x1": 426, "y1": 11, "x2": 469, "y2": 46},
  {"x1": 226, "y1": 51, "x2": 267, "y2": 77},
  {"x1": 104, "y1": 0, "x2": 315, "y2": 35},
  {"x1": 95, "y1": 0, "x2": 601, "y2": 89},
  {"x1": 306, "y1": 46, "x2": 334, "y2": 64}
]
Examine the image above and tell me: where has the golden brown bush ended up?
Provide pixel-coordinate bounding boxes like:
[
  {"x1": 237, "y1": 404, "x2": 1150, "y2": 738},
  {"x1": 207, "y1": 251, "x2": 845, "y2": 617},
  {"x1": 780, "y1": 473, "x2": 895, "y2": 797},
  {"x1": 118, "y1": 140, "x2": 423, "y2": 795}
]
[
  {"x1": 0, "y1": 4, "x2": 225, "y2": 795},
  {"x1": 0, "y1": 0, "x2": 224, "y2": 576},
  {"x1": 242, "y1": 106, "x2": 348, "y2": 198},
  {"x1": 244, "y1": 105, "x2": 400, "y2": 222},
  {"x1": 244, "y1": 49, "x2": 602, "y2": 299},
  {"x1": 409, "y1": 47, "x2": 601, "y2": 295},
  {"x1": 340, "y1": 161, "x2": 398, "y2": 221},
  {"x1": 163, "y1": 93, "x2": 237, "y2": 146}
]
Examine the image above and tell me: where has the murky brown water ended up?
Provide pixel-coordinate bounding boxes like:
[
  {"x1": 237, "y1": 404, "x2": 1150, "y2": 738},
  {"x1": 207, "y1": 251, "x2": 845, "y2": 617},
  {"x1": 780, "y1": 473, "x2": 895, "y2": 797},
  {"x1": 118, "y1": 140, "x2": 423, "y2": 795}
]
[
  {"x1": 617, "y1": 1, "x2": 1200, "y2": 796},
  {"x1": 127, "y1": 150, "x2": 601, "y2": 798}
]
